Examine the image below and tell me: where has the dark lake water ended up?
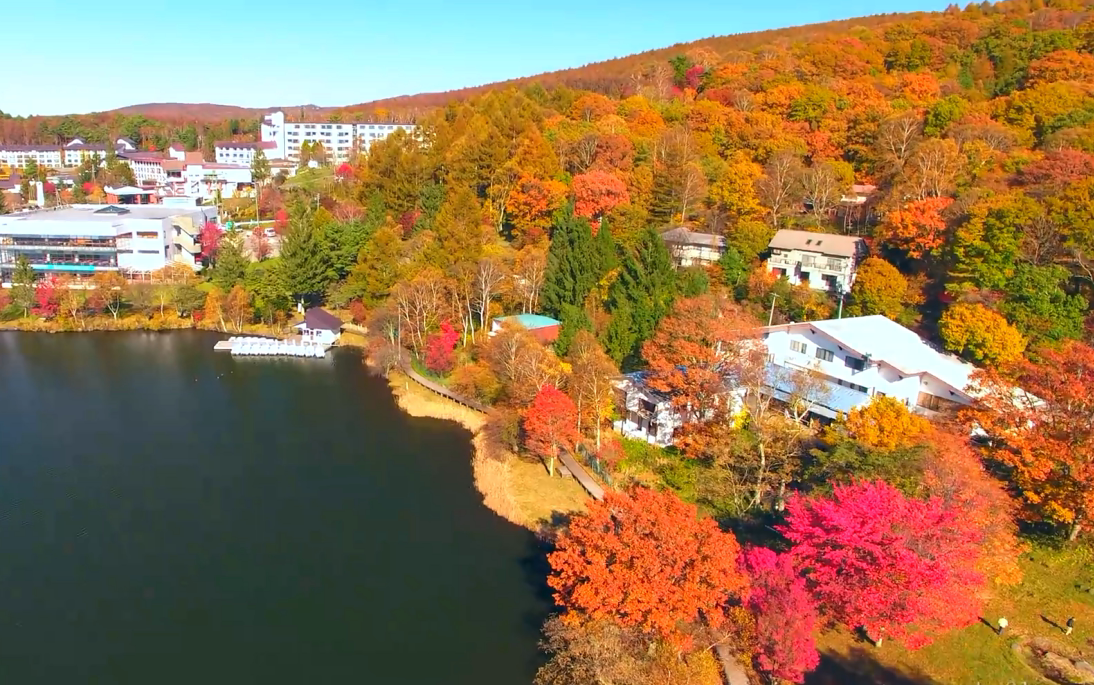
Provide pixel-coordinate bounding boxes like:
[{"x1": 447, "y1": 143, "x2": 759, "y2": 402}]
[{"x1": 0, "y1": 331, "x2": 548, "y2": 684}]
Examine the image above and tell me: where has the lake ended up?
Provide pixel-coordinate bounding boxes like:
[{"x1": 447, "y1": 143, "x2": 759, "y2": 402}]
[{"x1": 0, "y1": 331, "x2": 547, "y2": 684}]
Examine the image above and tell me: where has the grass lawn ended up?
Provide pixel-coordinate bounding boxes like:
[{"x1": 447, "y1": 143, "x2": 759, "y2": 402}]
[
  {"x1": 813, "y1": 541, "x2": 1094, "y2": 684},
  {"x1": 506, "y1": 456, "x2": 588, "y2": 530}
]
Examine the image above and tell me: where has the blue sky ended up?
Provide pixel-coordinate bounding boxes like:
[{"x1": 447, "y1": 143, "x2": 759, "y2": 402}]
[{"x1": 1, "y1": 0, "x2": 951, "y2": 116}]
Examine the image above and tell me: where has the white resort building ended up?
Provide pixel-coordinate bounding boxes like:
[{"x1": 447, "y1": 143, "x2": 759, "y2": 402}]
[
  {"x1": 767, "y1": 229, "x2": 867, "y2": 293},
  {"x1": 259, "y1": 110, "x2": 416, "y2": 164},
  {"x1": 614, "y1": 315, "x2": 981, "y2": 446},
  {"x1": 0, "y1": 203, "x2": 217, "y2": 282}
]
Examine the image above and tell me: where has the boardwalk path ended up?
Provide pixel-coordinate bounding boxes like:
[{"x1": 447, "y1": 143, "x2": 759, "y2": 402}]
[{"x1": 396, "y1": 355, "x2": 604, "y2": 501}]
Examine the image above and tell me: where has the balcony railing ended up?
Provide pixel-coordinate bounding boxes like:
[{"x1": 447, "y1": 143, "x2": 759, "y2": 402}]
[
  {"x1": 1, "y1": 243, "x2": 116, "y2": 253},
  {"x1": 800, "y1": 257, "x2": 848, "y2": 272}
]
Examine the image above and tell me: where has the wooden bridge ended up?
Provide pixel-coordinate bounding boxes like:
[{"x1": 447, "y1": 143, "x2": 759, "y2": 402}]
[{"x1": 397, "y1": 355, "x2": 604, "y2": 501}]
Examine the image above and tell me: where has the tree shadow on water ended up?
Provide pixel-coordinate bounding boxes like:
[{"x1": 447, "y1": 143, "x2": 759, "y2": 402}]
[{"x1": 807, "y1": 648, "x2": 940, "y2": 685}]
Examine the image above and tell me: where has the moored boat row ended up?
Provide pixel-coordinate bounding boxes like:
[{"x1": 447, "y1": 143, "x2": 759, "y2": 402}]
[{"x1": 221, "y1": 336, "x2": 328, "y2": 357}]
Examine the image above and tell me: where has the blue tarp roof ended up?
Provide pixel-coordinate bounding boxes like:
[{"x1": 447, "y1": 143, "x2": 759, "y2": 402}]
[
  {"x1": 764, "y1": 363, "x2": 869, "y2": 418},
  {"x1": 495, "y1": 313, "x2": 561, "y2": 330}
]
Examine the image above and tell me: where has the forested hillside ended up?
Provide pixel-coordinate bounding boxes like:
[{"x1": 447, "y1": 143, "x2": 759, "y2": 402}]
[{"x1": 5, "y1": 3, "x2": 1094, "y2": 680}]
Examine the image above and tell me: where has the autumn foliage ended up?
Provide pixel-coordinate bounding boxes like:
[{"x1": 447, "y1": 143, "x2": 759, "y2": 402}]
[
  {"x1": 548, "y1": 487, "x2": 748, "y2": 650},
  {"x1": 573, "y1": 170, "x2": 630, "y2": 223},
  {"x1": 781, "y1": 480, "x2": 983, "y2": 649},
  {"x1": 424, "y1": 320, "x2": 460, "y2": 374},
  {"x1": 938, "y1": 302, "x2": 1027, "y2": 366},
  {"x1": 837, "y1": 396, "x2": 930, "y2": 452},
  {"x1": 521, "y1": 385, "x2": 580, "y2": 465},
  {"x1": 740, "y1": 547, "x2": 819, "y2": 684},
  {"x1": 877, "y1": 197, "x2": 952, "y2": 260},
  {"x1": 967, "y1": 341, "x2": 1094, "y2": 539}
]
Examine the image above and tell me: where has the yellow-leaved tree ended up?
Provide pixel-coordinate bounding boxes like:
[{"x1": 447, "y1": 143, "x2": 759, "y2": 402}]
[
  {"x1": 938, "y1": 302, "x2": 1027, "y2": 367},
  {"x1": 839, "y1": 396, "x2": 930, "y2": 453}
]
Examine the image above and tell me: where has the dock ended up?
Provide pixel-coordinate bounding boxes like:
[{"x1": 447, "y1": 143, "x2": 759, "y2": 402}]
[{"x1": 214, "y1": 336, "x2": 331, "y2": 358}]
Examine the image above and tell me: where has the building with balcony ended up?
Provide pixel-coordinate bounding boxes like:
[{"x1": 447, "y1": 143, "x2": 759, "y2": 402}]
[
  {"x1": 660, "y1": 227, "x2": 726, "y2": 267},
  {"x1": 767, "y1": 229, "x2": 867, "y2": 292},
  {"x1": 0, "y1": 137, "x2": 138, "y2": 171},
  {"x1": 259, "y1": 110, "x2": 417, "y2": 164},
  {"x1": 761, "y1": 315, "x2": 978, "y2": 419},
  {"x1": 213, "y1": 141, "x2": 278, "y2": 166},
  {"x1": 612, "y1": 315, "x2": 982, "y2": 446},
  {"x1": 0, "y1": 204, "x2": 217, "y2": 282}
]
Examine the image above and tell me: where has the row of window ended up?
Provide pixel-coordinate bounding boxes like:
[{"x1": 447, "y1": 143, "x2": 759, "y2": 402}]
[{"x1": 789, "y1": 339, "x2": 865, "y2": 370}]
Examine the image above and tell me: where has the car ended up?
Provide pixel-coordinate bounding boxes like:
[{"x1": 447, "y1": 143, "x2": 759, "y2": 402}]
[{"x1": 263, "y1": 228, "x2": 277, "y2": 238}]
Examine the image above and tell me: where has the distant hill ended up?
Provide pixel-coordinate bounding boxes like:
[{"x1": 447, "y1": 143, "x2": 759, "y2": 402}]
[{"x1": 104, "y1": 103, "x2": 325, "y2": 121}]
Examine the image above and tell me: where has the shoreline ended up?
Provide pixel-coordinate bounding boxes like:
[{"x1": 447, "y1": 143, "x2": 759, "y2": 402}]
[{"x1": 382, "y1": 366, "x2": 588, "y2": 532}]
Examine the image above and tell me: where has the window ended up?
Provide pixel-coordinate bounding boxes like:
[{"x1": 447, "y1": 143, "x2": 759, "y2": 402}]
[
  {"x1": 844, "y1": 356, "x2": 865, "y2": 371},
  {"x1": 790, "y1": 340, "x2": 807, "y2": 354},
  {"x1": 836, "y1": 379, "x2": 869, "y2": 393},
  {"x1": 815, "y1": 348, "x2": 834, "y2": 362}
]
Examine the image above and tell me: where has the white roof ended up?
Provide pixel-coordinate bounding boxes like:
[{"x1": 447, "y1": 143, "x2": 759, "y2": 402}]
[
  {"x1": 775, "y1": 315, "x2": 978, "y2": 396},
  {"x1": 0, "y1": 204, "x2": 214, "y2": 238}
]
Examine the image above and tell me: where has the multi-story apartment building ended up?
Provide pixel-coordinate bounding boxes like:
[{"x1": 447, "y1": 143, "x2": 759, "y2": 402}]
[
  {"x1": 0, "y1": 204, "x2": 217, "y2": 281},
  {"x1": 213, "y1": 141, "x2": 278, "y2": 166},
  {"x1": 767, "y1": 229, "x2": 867, "y2": 293},
  {"x1": 0, "y1": 137, "x2": 137, "y2": 170},
  {"x1": 614, "y1": 315, "x2": 981, "y2": 446},
  {"x1": 258, "y1": 110, "x2": 416, "y2": 164}
]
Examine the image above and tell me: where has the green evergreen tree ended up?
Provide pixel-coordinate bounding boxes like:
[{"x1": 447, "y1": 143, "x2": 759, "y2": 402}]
[
  {"x1": 600, "y1": 302, "x2": 634, "y2": 365},
  {"x1": 211, "y1": 233, "x2": 248, "y2": 291},
  {"x1": 718, "y1": 246, "x2": 748, "y2": 294},
  {"x1": 555, "y1": 303, "x2": 593, "y2": 357},
  {"x1": 541, "y1": 206, "x2": 597, "y2": 318},
  {"x1": 607, "y1": 226, "x2": 677, "y2": 366},
  {"x1": 594, "y1": 219, "x2": 619, "y2": 275},
  {"x1": 280, "y1": 211, "x2": 336, "y2": 303},
  {"x1": 11, "y1": 256, "x2": 36, "y2": 317},
  {"x1": 250, "y1": 149, "x2": 271, "y2": 187}
]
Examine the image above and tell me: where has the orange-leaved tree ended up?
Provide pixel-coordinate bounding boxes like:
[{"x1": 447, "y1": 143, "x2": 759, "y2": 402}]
[
  {"x1": 938, "y1": 302, "x2": 1027, "y2": 367},
  {"x1": 522, "y1": 384, "x2": 580, "y2": 477},
  {"x1": 548, "y1": 487, "x2": 749, "y2": 651},
  {"x1": 642, "y1": 292, "x2": 760, "y2": 431},
  {"x1": 876, "y1": 197, "x2": 952, "y2": 260},
  {"x1": 573, "y1": 169, "x2": 630, "y2": 225},
  {"x1": 967, "y1": 341, "x2": 1094, "y2": 541},
  {"x1": 921, "y1": 426, "x2": 1028, "y2": 587}
]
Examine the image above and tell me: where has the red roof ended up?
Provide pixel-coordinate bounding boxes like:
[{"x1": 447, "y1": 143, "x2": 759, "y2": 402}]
[{"x1": 215, "y1": 141, "x2": 277, "y2": 150}]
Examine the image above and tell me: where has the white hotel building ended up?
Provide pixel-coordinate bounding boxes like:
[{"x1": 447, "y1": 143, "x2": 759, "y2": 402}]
[
  {"x1": 616, "y1": 315, "x2": 981, "y2": 446},
  {"x1": 257, "y1": 110, "x2": 416, "y2": 164},
  {"x1": 0, "y1": 204, "x2": 216, "y2": 281}
]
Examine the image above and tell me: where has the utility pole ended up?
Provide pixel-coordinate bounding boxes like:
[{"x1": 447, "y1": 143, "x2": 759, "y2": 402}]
[
  {"x1": 768, "y1": 292, "x2": 779, "y2": 326},
  {"x1": 838, "y1": 288, "x2": 846, "y2": 319}
]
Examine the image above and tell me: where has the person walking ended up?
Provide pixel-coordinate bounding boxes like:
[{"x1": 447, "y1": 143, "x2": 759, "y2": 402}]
[
  {"x1": 1066, "y1": 617, "x2": 1075, "y2": 636},
  {"x1": 997, "y1": 617, "x2": 1009, "y2": 636}
]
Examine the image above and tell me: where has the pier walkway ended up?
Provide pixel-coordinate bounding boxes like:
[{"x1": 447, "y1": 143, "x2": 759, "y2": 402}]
[{"x1": 397, "y1": 354, "x2": 604, "y2": 501}]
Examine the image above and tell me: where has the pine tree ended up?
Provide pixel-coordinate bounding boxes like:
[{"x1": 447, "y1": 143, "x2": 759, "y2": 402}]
[
  {"x1": 541, "y1": 206, "x2": 597, "y2": 318},
  {"x1": 594, "y1": 218, "x2": 619, "y2": 275},
  {"x1": 11, "y1": 255, "x2": 36, "y2": 317},
  {"x1": 280, "y1": 210, "x2": 336, "y2": 303},
  {"x1": 211, "y1": 233, "x2": 248, "y2": 291},
  {"x1": 607, "y1": 227, "x2": 677, "y2": 366}
]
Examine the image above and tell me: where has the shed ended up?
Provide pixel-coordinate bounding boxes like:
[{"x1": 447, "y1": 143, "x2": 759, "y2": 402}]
[
  {"x1": 490, "y1": 313, "x2": 561, "y2": 344},
  {"x1": 293, "y1": 307, "x2": 343, "y2": 345}
]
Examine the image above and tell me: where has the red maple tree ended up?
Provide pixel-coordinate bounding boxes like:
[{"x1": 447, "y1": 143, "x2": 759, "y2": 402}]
[
  {"x1": 335, "y1": 162, "x2": 355, "y2": 180},
  {"x1": 740, "y1": 547, "x2": 819, "y2": 684},
  {"x1": 273, "y1": 207, "x2": 290, "y2": 234},
  {"x1": 780, "y1": 479, "x2": 983, "y2": 649},
  {"x1": 424, "y1": 320, "x2": 459, "y2": 374},
  {"x1": 199, "y1": 221, "x2": 223, "y2": 260},
  {"x1": 572, "y1": 169, "x2": 630, "y2": 224},
  {"x1": 548, "y1": 487, "x2": 749, "y2": 650},
  {"x1": 32, "y1": 277, "x2": 60, "y2": 318},
  {"x1": 521, "y1": 385, "x2": 580, "y2": 476}
]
